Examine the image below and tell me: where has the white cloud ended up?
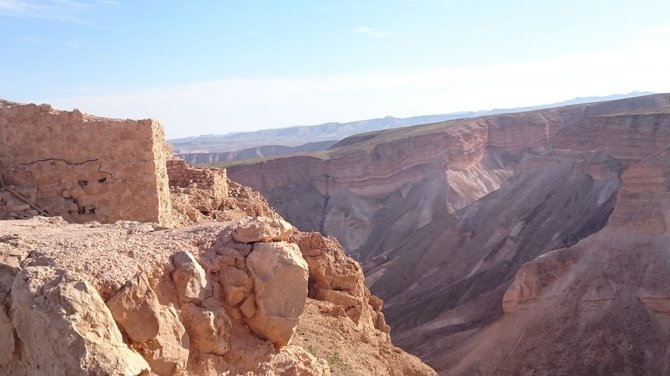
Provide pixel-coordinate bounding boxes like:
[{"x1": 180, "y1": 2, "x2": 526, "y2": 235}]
[
  {"x1": 355, "y1": 26, "x2": 395, "y2": 38},
  {"x1": 45, "y1": 27, "x2": 670, "y2": 139},
  {"x1": 0, "y1": 0, "x2": 117, "y2": 23}
]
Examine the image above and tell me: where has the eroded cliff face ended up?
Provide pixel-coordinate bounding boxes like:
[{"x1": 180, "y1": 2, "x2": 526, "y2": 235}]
[
  {"x1": 227, "y1": 93, "x2": 670, "y2": 373},
  {"x1": 442, "y1": 147, "x2": 670, "y2": 375},
  {"x1": 227, "y1": 95, "x2": 670, "y2": 261},
  {"x1": 229, "y1": 120, "x2": 513, "y2": 259}
]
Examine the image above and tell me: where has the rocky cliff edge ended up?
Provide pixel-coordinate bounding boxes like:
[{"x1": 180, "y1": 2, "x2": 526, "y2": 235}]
[{"x1": 0, "y1": 199, "x2": 435, "y2": 375}]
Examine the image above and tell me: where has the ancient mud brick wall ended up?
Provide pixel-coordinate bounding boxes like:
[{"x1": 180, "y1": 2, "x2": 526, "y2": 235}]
[
  {"x1": 0, "y1": 100, "x2": 172, "y2": 225},
  {"x1": 166, "y1": 159, "x2": 228, "y2": 199}
]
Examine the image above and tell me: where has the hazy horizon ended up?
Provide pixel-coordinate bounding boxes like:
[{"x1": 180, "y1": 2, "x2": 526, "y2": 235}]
[{"x1": 2, "y1": 1, "x2": 670, "y2": 138}]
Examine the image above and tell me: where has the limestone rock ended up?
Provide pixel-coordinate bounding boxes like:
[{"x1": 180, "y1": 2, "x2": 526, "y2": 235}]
[
  {"x1": 10, "y1": 266, "x2": 150, "y2": 376},
  {"x1": 295, "y1": 232, "x2": 364, "y2": 297},
  {"x1": 240, "y1": 293, "x2": 257, "y2": 318},
  {"x1": 139, "y1": 306, "x2": 189, "y2": 376},
  {"x1": 107, "y1": 273, "x2": 189, "y2": 376},
  {"x1": 0, "y1": 211, "x2": 437, "y2": 376},
  {"x1": 315, "y1": 288, "x2": 363, "y2": 324},
  {"x1": 107, "y1": 273, "x2": 162, "y2": 343},
  {"x1": 246, "y1": 242, "x2": 309, "y2": 347},
  {"x1": 172, "y1": 251, "x2": 212, "y2": 304},
  {"x1": 219, "y1": 266, "x2": 252, "y2": 305},
  {"x1": 232, "y1": 216, "x2": 293, "y2": 243},
  {"x1": 181, "y1": 303, "x2": 231, "y2": 355},
  {"x1": 295, "y1": 233, "x2": 372, "y2": 325}
]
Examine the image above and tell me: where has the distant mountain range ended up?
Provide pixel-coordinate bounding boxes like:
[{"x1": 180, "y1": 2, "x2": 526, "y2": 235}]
[
  {"x1": 176, "y1": 140, "x2": 338, "y2": 165},
  {"x1": 171, "y1": 91, "x2": 652, "y2": 163}
]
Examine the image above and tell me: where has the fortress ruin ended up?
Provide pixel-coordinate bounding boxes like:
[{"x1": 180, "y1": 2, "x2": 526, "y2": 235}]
[{"x1": 0, "y1": 99, "x2": 226, "y2": 225}]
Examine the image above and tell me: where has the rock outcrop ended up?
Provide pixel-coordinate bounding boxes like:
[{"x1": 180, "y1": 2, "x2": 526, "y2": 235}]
[
  {"x1": 246, "y1": 241, "x2": 309, "y2": 347},
  {"x1": 11, "y1": 266, "x2": 151, "y2": 376},
  {"x1": 0, "y1": 214, "x2": 435, "y2": 376}
]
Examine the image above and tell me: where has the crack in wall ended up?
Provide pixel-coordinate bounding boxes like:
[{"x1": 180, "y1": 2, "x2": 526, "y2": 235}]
[
  {"x1": 97, "y1": 164, "x2": 113, "y2": 179},
  {"x1": 19, "y1": 158, "x2": 99, "y2": 166}
]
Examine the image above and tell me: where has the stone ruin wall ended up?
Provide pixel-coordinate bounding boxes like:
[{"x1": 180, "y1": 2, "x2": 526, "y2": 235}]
[
  {"x1": 166, "y1": 158, "x2": 228, "y2": 199},
  {"x1": 0, "y1": 100, "x2": 172, "y2": 225},
  {"x1": 167, "y1": 158, "x2": 228, "y2": 191}
]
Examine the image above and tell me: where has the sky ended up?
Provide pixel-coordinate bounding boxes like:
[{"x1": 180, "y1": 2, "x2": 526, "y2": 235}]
[{"x1": 2, "y1": 1, "x2": 670, "y2": 139}]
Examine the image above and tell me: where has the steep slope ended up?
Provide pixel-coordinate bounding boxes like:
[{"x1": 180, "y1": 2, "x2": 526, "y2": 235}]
[
  {"x1": 227, "y1": 93, "x2": 670, "y2": 373},
  {"x1": 440, "y1": 147, "x2": 670, "y2": 375}
]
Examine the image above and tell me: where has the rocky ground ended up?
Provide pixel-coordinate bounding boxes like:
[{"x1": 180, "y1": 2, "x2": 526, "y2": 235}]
[{"x1": 0, "y1": 182, "x2": 436, "y2": 375}]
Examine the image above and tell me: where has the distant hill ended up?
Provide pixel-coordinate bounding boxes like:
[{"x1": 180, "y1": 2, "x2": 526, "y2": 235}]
[
  {"x1": 170, "y1": 114, "x2": 470, "y2": 153},
  {"x1": 170, "y1": 91, "x2": 651, "y2": 163},
  {"x1": 178, "y1": 140, "x2": 338, "y2": 165}
]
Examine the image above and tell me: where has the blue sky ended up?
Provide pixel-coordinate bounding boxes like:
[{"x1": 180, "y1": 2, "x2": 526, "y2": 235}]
[{"x1": 2, "y1": 0, "x2": 670, "y2": 138}]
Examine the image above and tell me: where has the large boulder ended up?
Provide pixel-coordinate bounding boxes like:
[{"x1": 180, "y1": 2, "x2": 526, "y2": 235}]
[
  {"x1": 246, "y1": 242, "x2": 309, "y2": 347},
  {"x1": 10, "y1": 266, "x2": 149, "y2": 376}
]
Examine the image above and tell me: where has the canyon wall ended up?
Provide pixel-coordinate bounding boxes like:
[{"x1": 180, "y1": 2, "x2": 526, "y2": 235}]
[
  {"x1": 0, "y1": 206, "x2": 436, "y2": 376},
  {"x1": 227, "y1": 94, "x2": 670, "y2": 373},
  {"x1": 0, "y1": 100, "x2": 172, "y2": 225},
  {"x1": 441, "y1": 145, "x2": 670, "y2": 375},
  {"x1": 227, "y1": 94, "x2": 670, "y2": 261}
]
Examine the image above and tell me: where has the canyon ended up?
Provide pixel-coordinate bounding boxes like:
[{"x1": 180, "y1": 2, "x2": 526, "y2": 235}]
[{"x1": 227, "y1": 93, "x2": 670, "y2": 374}]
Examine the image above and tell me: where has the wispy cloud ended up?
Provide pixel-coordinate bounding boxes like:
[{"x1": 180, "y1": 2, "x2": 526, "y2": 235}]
[
  {"x1": 0, "y1": 0, "x2": 117, "y2": 23},
  {"x1": 355, "y1": 26, "x2": 395, "y2": 39}
]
